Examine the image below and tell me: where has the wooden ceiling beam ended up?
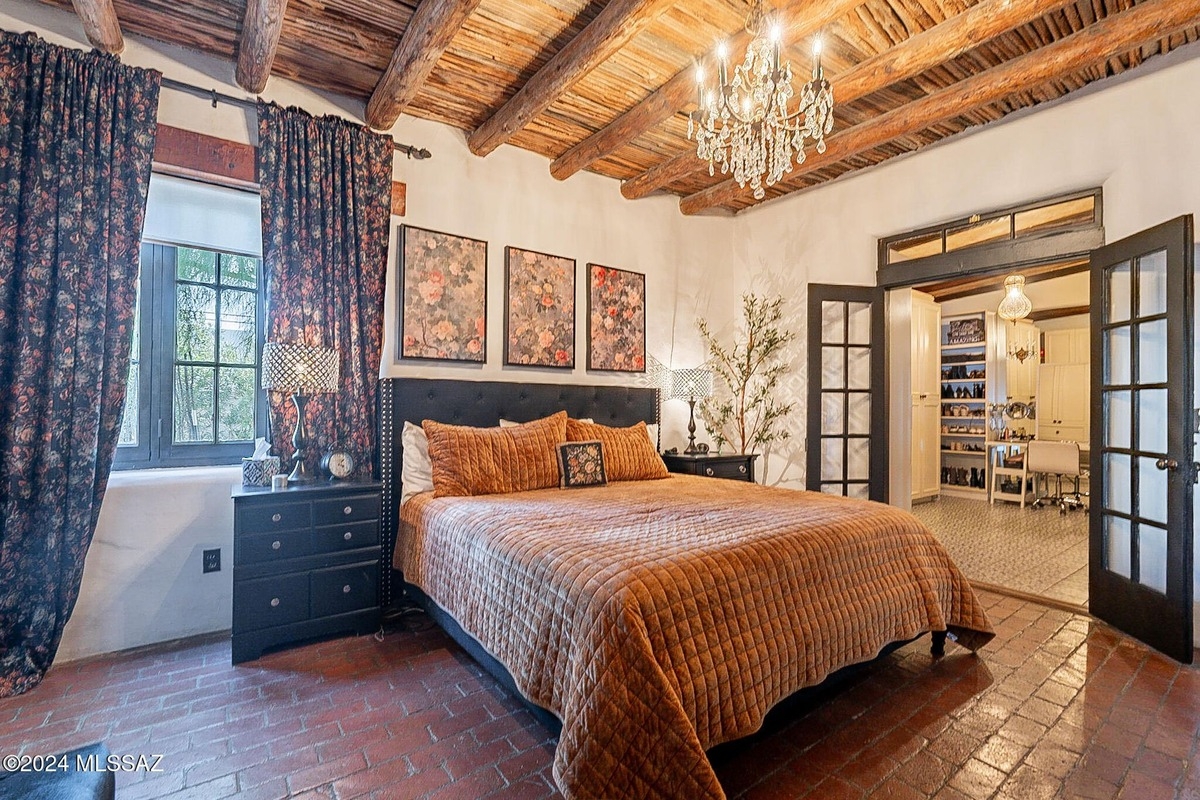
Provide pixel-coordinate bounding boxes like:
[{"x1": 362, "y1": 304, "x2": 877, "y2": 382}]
[
  {"x1": 680, "y1": 0, "x2": 1200, "y2": 214},
  {"x1": 236, "y1": 0, "x2": 288, "y2": 94},
  {"x1": 624, "y1": 0, "x2": 1077, "y2": 201},
  {"x1": 467, "y1": 0, "x2": 675, "y2": 157},
  {"x1": 1029, "y1": 304, "x2": 1089, "y2": 322},
  {"x1": 69, "y1": 0, "x2": 124, "y2": 54},
  {"x1": 551, "y1": 0, "x2": 861, "y2": 182},
  {"x1": 365, "y1": 0, "x2": 485, "y2": 131}
]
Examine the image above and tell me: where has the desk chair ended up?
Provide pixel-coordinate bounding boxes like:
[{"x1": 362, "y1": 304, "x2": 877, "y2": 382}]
[{"x1": 1027, "y1": 440, "x2": 1087, "y2": 513}]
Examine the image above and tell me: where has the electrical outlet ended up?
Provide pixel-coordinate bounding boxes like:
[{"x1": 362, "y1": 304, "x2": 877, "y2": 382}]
[{"x1": 202, "y1": 548, "x2": 221, "y2": 574}]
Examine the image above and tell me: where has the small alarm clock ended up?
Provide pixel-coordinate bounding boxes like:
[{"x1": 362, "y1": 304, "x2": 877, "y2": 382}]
[{"x1": 319, "y1": 450, "x2": 355, "y2": 480}]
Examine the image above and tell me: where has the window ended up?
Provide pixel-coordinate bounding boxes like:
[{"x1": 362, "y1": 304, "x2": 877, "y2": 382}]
[{"x1": 116, "y1": 243, "x2": 266, "y2": 468}]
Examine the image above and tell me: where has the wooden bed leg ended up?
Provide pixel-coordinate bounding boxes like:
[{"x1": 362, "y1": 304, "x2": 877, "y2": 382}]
[{"x1": 931, "y1": 631, "x2": 947, "y2": 658}]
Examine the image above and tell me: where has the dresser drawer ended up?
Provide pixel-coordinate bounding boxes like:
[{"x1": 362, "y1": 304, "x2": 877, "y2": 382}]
[
  {"x1": 700, "y1": 460, "x2": 752, "y2": 480},
  {"x1": 313, "y1": 520, "x2": 379, "y2": 553},
  {"x1": 313, "y1": 494, "x2": 380, "y2": 526},
  {"x1": 311, "y1": 562, "x2": 379, "y2": 618},
  {"x1": 239, "y1": 502, "x2": 310, "y2": 531},
  {"x1": 238, "y1": 530, "x2": 312, "y2": 564},
  {"x1": 235, "y1": 575, "x2": 310, "y2": 632}
]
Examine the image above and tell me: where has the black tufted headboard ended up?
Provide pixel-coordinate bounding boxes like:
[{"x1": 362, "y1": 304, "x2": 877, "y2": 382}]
[{"x1": 378, "y1": 377, "x2": 660, "y2": 607}]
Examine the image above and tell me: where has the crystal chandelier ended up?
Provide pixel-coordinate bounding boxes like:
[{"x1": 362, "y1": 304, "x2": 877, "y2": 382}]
[{"x1": 688, "y1": 0, "x2": 833, "y2": 200}]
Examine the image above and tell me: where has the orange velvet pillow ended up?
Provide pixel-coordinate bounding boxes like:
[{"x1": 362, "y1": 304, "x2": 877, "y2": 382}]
[
  {"x1": 565, "y1": 418, "x2": 668, "y2": 482},
  {"x1": 423, "y1": 411, "x2": 567, "y2": 497}
]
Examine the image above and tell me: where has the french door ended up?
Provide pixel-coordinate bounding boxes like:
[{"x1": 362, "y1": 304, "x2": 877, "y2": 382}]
[
  {"x1": 1089, "y1": 215, "x2": 1194, "y2": 663},
  {"x1": 806, "y1": 285, "x2": 887, "y2": 501}
]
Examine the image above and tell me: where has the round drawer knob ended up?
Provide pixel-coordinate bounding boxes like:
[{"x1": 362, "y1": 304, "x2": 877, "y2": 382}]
[
  {"x1": 270, "y1": 598, "x2": 280, "y2": 607},
  {"x1": 342, "y1": 585, "x2": 352, "y2": 594},
  {"x1": 271, "y1": 540, "x2": 281, "y2": 550},
  {"x1": 705, "y1": 467, "x2": 714, "y2": 476},
  {"x1": 738, "y1": 465, "x2": 747, "y2": 474},
  {"x1": 271, "y1": 513, "x2": 282, "y2": 523},
  {"x1": 343, "y1": 531, "x2": 353, "y2": 541},
  {"x1": 343, "y1": 506, "x2": 353, "y2": 515}
]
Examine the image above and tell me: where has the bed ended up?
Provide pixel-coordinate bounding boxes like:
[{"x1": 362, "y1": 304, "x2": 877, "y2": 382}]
[{"x1": 379, "y1": 378, "x2": 993, "y2": 800}]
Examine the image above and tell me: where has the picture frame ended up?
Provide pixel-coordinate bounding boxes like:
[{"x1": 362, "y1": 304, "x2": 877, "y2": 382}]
[
  {"x1": 587, "y1": 264, "x2": 646, "y2": 373},
  {"x1": 946, "y1": 317, "x2": 985, "y2": 345},
  {"x1": 504, "y1": 247, "x2": 576, "y2": 368},
  {"x1": 397, "y1": 225, "x2": 488, "y2": 363}
]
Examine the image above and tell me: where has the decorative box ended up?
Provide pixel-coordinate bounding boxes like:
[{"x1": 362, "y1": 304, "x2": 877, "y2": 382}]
[{"x1": 241, "y1": 456, "x2": 280, "y2": 487}]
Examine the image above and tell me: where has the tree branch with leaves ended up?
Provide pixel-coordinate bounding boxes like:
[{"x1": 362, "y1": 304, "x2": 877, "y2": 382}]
[{"x1": 697, "y1": 294, "x2": 796, "y2": 455}]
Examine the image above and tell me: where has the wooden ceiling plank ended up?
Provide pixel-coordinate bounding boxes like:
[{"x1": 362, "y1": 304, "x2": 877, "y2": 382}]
[
  {"x1": 625, "y1": 0, "x2": 1078, "y2": 200},
  {"x1": 365, "y1": 0, "x2": 486, "y2": 131},
  {"x1": 467, "y1": 0, "x2": 677, "y2": 157},
  {"x1": 236, "y1": 0, "x2": 288, "y2": 93},
  {"x1": 548, "y1": 0, "x2": 865, "y2": 181},
  {"x1": 1029, "y1": 304, "x2": 1090, "y2": 322},
  {"x1": 70, "y1": 0, "x2": 124, "y2": 54},
  {"x1": 680, "y1": 0, "x2": 1200, "y2": 214}
]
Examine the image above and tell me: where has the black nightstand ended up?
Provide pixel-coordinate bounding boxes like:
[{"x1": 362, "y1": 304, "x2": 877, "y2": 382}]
[
  {"x1": 230, "y1": 479, "x2": 382, "y2": 664},
  {"x1": 662, "y1": 452, "x2": 759, "y2": 483}
]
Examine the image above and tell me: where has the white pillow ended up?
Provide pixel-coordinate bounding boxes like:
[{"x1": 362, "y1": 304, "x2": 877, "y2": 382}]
[{"x1": 401, "y1": 421, "x2": 434, "y2": 506}]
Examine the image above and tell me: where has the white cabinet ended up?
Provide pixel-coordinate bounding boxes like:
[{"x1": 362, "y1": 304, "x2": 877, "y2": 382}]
[
  {"x1": 1038, "y1": 363, "x2": 1089, "y2": 444},
  {"x1": 1043, "y1": 328, "x2": 1090, "y2": 365},
  {"x1": 911, "y1": 293, "x2": 941, "y2": 501}
]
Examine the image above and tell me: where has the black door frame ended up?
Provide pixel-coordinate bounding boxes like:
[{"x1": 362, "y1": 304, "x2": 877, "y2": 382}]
[
  {"x1": 806, "y1": 284, "x2": 888, "y2": 501},
  {"x1": 1088, "y1": 215, "x2": 1194, "y2": 663}
]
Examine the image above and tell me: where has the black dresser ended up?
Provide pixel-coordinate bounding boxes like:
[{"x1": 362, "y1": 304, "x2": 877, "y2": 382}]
[
  {"x1": 231, "y1": 479, "x2": 383, "y2": 664},
  {"x1": 662, "y1": 452, "x2": 759, "y2": 483}
]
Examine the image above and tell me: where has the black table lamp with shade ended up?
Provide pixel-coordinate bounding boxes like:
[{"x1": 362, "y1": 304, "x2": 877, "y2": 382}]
[
  {"x1": 670, "y1": 367, "x2": 714, "y2": 455},
  {"x1": 261, "y1": 342, "x2": 340, "y2": 483}
]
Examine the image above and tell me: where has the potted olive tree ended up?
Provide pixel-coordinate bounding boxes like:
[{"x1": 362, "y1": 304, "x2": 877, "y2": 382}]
[{"x1": 697, "y1": 294, "x2": 795, "y2": 456}]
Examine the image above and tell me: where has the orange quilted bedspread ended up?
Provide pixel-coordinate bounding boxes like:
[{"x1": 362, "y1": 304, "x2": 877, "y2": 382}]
[{"x1": 396, "y1": 475, "x2": 993, "y2": 800}]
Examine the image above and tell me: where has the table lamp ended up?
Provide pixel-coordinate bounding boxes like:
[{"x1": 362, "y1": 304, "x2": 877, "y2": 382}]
[
  {"x1": 261, "y1": 342, "x2": 340, "y2": 482},
  {"x1": 670, "y1": 367, "x2": 714, "y2": 455}
]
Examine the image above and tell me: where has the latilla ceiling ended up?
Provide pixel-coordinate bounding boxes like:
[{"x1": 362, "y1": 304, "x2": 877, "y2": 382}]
[{"x1": 38, "y1": 0, "x2": 1200, "y2": 214}]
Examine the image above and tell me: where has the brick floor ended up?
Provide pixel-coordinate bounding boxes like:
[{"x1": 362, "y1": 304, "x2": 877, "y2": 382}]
[{"x1": 1, "y1": 590, "x2": 1197, "y2": 799}]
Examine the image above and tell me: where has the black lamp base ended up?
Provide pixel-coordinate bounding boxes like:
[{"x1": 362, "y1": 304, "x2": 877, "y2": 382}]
[
  {"x1": 683, "y1": 397, "x2": 702, "y2": 454},
  {"x1": 287, "y1": 391, "x2": 315, "y2": 483}
]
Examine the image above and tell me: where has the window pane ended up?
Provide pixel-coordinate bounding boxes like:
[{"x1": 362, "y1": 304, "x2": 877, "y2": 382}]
[
  {"x1": 177, "y1": 284, "x2": 217, "y2": 362},
  {"x1": 222, "y1": 254, "x2": 258, "y2": 288},
  {"x1": 177, "y1": 247, "x2": 217, "y2": 283},
  {"x1": 1014, "y1": 196, "x2": 1095, "y2": 236},
  {"x1": 220, "y1": 289, "x2": 257, "y2": 364},
  {"x1": 945, "y1": 216, "x2": 1010, "y2": 252},
  {"x1": 174, "y1": 366, "x2": 215, "y2": 443},
  {"x1": 218, "y1": 367, "x2": 256, "y2": 442},
  {"x1": 886, "y1": 231, "x2": 942, "y2": 264},
  {"x1": 119, "y1": 362, "x2": 138, "y2": 446}
]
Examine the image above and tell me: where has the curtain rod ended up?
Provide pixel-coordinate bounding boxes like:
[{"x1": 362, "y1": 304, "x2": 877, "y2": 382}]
[{"x1": 160, "y1": 76, "x2": 432, "y2": 160}]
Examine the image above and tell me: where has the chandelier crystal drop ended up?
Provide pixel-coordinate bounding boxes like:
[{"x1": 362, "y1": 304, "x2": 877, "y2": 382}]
[{"x1": 687, "y1": 0, "x2": 834, "y2": 200}]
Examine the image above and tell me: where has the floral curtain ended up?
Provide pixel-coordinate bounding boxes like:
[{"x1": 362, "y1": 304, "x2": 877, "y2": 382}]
[
  {"x1": 0, "y1": 32, "x2": 160, "y2": 697},
  {"x1": 257, "y1": 102, "x2": 392, "y2": 477}
]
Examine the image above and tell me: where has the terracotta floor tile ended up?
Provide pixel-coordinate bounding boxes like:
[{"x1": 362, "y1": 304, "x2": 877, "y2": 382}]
[{"x1": 1, "y1": 591, "x2": 1197, "y2": 799}]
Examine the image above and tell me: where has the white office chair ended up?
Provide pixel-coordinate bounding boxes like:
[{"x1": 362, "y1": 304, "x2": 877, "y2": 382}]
[{"x1": 1027, "y1": 440, "x2": 1087, "y2": 514}]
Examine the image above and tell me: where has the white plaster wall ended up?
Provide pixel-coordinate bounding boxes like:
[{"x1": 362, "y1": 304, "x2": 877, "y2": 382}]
[
  {"x1": 2, "y1": 0, "x2": 735, "y2": 660},
  {"x1": 736, "y1": 46, "x2": 1200, "y2": 644}
]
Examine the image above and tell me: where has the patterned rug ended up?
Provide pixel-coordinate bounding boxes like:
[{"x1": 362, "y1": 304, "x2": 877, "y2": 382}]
[{"x1": 911, "y1": 495, "x2": 1088, "y2": 607}]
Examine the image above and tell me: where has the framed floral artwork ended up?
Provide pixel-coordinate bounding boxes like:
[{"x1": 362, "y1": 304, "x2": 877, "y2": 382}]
[
  {"x1": 398, "y1": 225, "x2": 488, "y2": 363},
  {"x1": 504, "y1": 247, "x2": 576, "y2": 368},
  {"x1": 587, "y1": 264, "x2": 646, "y2": 373}
]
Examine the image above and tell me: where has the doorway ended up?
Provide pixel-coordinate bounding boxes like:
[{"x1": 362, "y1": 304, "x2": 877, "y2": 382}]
[{"x1": 892, "y1": 267, "x2": 1091, "y2": 608}]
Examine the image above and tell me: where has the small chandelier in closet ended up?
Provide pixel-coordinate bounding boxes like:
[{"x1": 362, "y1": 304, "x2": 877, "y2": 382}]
[{"x1": 688, "y1": 0, "x2": 834, "y2": 199}]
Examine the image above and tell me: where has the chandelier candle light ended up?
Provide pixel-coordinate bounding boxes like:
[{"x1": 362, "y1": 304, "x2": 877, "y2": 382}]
[
  {"x1": 689, "y1": 0, "x2": 834, "y2": 200},
  {"x1": 261, "y1": 342, "x2": 340, "y2": 483}
]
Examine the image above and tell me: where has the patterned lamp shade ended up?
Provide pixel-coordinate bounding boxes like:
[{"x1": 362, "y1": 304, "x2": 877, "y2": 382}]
[
  {"x1": 670, "y1": 367, "x2": 714, "y2": 401},
  {"x1": 261, "y1": 343, "x2": 340, "y2": 394}
]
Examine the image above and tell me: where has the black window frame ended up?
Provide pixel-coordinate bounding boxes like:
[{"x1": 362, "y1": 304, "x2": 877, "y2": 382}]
[{"x1": 115, "y1": 241, "x2": 267, "y2": 469}]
